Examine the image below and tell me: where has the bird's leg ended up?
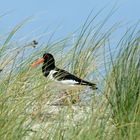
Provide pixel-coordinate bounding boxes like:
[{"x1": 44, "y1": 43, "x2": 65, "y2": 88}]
[
  {"x1": 57, "y1": 90, "x2": 73, "y2": 105},
  {"x1": 69, "y1": 90, "x2": 81, "y2": 104},
  {"x1": 71, "y1": 95, "x2": 80, "y2": 104},
  {"x1": 55, "y1": 90, "x2": 80, "y2": 105},
  {"x1": 58, "y1": 91, "x2": 68, "y2": 98},
  {"x1": 60, "y1": 90, "x2": 71, "y2": 104},
  {"x1": 52, "y1": 91, "x2": 69, "y2": 105},
  {"x1": 57, "y1": 90, "x2": 80, "y2": 105}
]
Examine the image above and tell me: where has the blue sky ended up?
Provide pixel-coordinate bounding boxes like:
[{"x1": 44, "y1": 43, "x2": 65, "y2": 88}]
[{"x1": 0, "y1": 0, "x2": 140, "y2": 41}]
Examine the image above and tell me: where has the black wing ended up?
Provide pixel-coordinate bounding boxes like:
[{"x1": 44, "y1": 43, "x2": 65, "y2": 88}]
[{"x1": 53, "y1": 68, "x2": 97, "y2": 89}]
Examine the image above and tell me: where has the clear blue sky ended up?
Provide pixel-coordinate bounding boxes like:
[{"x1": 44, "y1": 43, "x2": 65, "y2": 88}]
[{"x1": 0, "y1": 0, "x2": 140, "y2": 41}]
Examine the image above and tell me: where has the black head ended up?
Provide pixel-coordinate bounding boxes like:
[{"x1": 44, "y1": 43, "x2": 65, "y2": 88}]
[
  {"x1": 43, "y1": 53, "x2": 54, "y2": 60},
  {"x1": 32, "y1": 53, "x2": 55, "y2": 70},
  {"x1": 43, "y1": 53, "x2": 55, "y2": 64},
  {"x1": 42, "y1": 53, "x2": 55, "y2": 72}
]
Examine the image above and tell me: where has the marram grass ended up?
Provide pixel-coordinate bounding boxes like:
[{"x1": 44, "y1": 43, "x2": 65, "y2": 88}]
[
  {"x1": 105, "y1": 27, "x2": 140, "y2": 140},
  {"x1": 0, "y1": 13, "x2": 140, "y2": 140}
]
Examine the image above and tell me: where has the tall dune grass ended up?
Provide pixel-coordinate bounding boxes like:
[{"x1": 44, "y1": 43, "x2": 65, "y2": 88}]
[
  {"x1": 0, "y1": 12, "x2": 140, "y2": 140},
  {"x1": 105, "y1": 25, "x2": 140, "y2": 140}
]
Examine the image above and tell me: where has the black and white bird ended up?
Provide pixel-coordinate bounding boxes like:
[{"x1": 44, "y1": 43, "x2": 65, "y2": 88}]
[{"x1": 31, "y1": 53, "x2": 97, "y2": 90}]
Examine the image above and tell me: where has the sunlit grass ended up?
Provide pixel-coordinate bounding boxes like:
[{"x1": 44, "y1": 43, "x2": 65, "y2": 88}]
[
  {"x1": 0, "y1": 11, "x2": 140, "y2": 140},
  {"x1": 105, "y1": 25, "x2": 140, "y2": 139}
]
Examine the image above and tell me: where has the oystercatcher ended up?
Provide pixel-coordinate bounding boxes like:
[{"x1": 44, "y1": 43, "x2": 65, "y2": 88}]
[{"x1": 31, "y1": 53, "x2": 97, "y2": 90}]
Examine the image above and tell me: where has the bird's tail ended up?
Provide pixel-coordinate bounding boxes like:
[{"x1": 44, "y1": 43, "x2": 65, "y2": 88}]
[
  {"x1": 81, "y1": 80, "x2": 98, "y2": 90},
  {"x1": 90, "y1": 84, "x2": 98, "y2": 90},
  {"x1": 88, "y1": 83, "x2": 98, "y2": 90}
]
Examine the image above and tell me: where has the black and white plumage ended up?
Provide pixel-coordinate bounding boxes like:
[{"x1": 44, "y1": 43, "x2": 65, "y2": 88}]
[{"x1": 32, "y1": 53, "x2": 97, "y2": 90}]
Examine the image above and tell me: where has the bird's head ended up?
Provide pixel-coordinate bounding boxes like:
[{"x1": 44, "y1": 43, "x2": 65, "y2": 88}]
[{"x1": 31, "y1": 53, "x2": 55, "y2": 69}]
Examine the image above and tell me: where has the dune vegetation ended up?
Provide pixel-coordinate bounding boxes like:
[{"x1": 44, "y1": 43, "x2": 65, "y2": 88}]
[{"x1": 0, "y1": 11, "x2": 140, "y2": 140}]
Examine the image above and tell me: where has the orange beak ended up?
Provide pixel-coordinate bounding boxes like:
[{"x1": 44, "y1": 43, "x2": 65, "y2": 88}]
[{"x1": 31, "y1": 58, "x2": 45, "y2": 68}]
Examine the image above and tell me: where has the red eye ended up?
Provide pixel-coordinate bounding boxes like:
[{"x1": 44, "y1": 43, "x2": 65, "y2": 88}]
[{"x1": 44, "y1": 54, "x2": 48, "y2": 59}]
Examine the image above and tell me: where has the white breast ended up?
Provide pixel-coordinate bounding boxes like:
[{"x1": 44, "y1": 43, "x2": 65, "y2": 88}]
[
  {"x1": 48, "y1": 70, "x2": 78, "y2": 86},
  {"x1": 48, "y1": 70, "x2": 57, "y2": 81},
  {"x1": 59, "y1": 80, "x2": 78, "y2": 85}
]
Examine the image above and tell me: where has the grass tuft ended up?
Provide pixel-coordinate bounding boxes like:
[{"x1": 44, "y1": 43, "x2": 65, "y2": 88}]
[{"x1": 0, "y1": 10, "x2": 140, "y2": 140}]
